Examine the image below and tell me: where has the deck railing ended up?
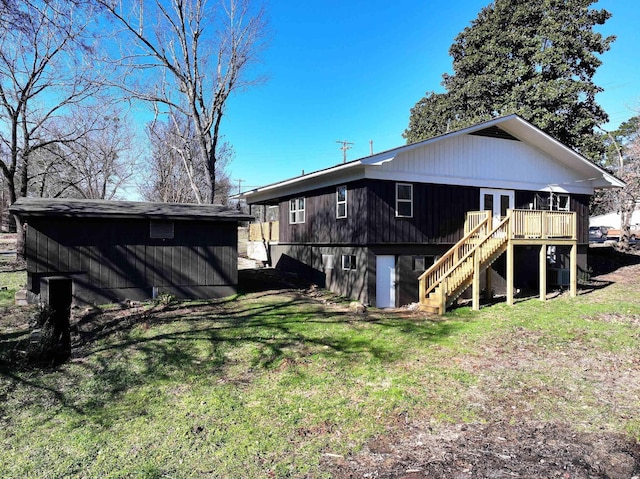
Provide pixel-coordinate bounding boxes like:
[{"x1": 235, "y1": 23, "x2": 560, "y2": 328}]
[
  {"x1": 509, "y1": 210, "x2": 576, "y2": 239},
  {"x1": 464, "y1": 210, "x2": 491, "y2": 235}
]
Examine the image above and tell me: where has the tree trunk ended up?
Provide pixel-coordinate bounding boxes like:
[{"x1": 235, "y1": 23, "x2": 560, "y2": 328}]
[
  {"x1": 14, "y1": 214, "x2": 25, "y2": 259},
  {"x1": 617, "y1": 198, "x2": 634, "y2": 252}
]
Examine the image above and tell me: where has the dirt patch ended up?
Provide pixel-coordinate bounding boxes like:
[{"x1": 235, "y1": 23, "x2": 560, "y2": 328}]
[{"x1": 323, "y1": 421, "x2": 640, "y2": 479}]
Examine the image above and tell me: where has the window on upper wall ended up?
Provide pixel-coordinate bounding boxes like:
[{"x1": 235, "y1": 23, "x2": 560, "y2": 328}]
[
  {"x1": 289, "y1": 197, "x2": 305, "y2": 224},
  {"x1": 341, "y1": 254, "x2": 356, "y2": 270},
  {"x1": 534, "y1": 193, "x2": 570, "y2": 211},
  {"x1": 396, "y1": 183, "x2": 413, "y2": 218},
  {"x1": 336, "y1": 185, "x2": 347, "y2": 219},
  {"x1": 554, "y1": 194, "x2": 570, "y2": 211}
]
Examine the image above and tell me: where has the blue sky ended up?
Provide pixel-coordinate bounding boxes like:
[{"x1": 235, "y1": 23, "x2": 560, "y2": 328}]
[{"x1": 221, "y1": 0, "x2": 639, "y2": 194}]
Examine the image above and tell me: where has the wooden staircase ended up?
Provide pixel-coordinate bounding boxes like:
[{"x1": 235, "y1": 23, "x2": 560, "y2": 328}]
[{"x1": 418, "y1": 212, "x2": 509, "y2": 314}]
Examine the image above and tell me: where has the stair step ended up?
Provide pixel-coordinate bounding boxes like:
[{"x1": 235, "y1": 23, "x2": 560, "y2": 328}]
[{"x1": 419, "y1": 303, "x2": 441, "y2": 314}]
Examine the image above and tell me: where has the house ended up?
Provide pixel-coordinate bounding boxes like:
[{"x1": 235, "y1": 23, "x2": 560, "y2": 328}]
[
  {"x1": 10, "y1": 198, "x2": 252, "y2": 307},
  {"x1": 590, "y1": 210, "x2": 640, "y2": 230},
  {"x1": 240, "y1": 115, "x2": 623, "y2": 311}
]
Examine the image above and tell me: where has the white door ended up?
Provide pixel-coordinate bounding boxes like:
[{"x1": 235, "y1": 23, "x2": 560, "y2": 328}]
[
  {"x1": 376, "y1": 255, "x2": 396, "y2": 308},
  {"x1": 480, "y1": 188, "x2": 515, "y2": 226}
]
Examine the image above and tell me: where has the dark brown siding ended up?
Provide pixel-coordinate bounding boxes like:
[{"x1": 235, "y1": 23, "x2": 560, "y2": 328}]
[
  {"x1": 26, "y1": 217, "x2": 238, "y2": 300},
  {"x1": 278, "y1": 180, "x2": 478, "y2": 246},
  {"x1": 367, "y1": 180, "x2": 478, "y2": 244},
  {"x1": 279, "y1": 180, "x2": 368, "y2": 244}
]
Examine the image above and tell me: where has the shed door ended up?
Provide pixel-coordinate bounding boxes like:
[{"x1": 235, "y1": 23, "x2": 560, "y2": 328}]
[
  {"x1": 376, "y1": 255, "x2": 396, "y2": 308},
  {"x1": 480, "y1": 188, "x2": 514, "y2": 226}
]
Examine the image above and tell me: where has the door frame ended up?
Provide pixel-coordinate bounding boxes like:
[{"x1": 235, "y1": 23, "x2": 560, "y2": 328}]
[
  {"x1": 376, "y1": 255, "x2": 396, "y2": 308},
  {"x1": 480, "y1": 188, "x2": 515, "y2": 225}
]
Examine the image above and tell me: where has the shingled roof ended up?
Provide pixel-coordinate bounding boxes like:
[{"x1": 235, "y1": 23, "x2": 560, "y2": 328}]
[{"x1": 10, "y1": 198, "x2": 253, "y2": 222}]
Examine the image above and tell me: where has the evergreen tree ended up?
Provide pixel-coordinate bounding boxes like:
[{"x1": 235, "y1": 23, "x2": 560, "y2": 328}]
[{"x1": 404, "y1": 0, "x2": 614, "y2": 161}]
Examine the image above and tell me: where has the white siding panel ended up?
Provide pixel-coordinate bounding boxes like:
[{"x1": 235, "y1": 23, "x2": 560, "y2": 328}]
[{"x1": 371, "y1": 134, "x2": 591, "y2": 194}]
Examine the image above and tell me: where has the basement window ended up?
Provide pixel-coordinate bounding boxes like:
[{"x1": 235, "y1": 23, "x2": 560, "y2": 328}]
[
  {"x1": 150, "y1": 220, "x2": 174, "y2": 239},
  {"x1": 413, "y1": 255, "x2": 434, "y2": 272},
  {"x1": 342, "y1": 254, "x2": 356, "y2": 270}
]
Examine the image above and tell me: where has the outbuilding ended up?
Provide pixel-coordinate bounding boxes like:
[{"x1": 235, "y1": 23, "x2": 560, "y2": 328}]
[{"x1": 10, "y1": 198, "x2": 252, "y2": 306}]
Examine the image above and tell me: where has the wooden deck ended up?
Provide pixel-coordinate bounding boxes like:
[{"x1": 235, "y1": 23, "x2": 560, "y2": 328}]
[{"x1": 420, "y1": 210, "x2": 578, "y2": 314}]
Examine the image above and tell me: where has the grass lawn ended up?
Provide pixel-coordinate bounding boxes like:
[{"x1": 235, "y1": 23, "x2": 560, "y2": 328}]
[{"x1": 1, "y1": 269, "x2": 639, "y2": 477}]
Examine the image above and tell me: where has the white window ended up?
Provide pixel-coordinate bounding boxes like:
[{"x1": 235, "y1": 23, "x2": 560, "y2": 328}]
[
  {"x1": 554, "y1": 194, "x2": 570, "y2": 211},
  {"x1": 396, "y1": 183, "x2": 413, "y2": 218},
  {"x1": 289, "y1": 197, "x2": 305, "y2": 224},
  {"x1": 336, "y1": 185, "x2": 347, "y2": 219},
  {"x1": 342, "y1": 254, "x2": 356, "y2": 270},
  {"x1": 535, "y1": 193, "x2": 570, "y2": 211}
]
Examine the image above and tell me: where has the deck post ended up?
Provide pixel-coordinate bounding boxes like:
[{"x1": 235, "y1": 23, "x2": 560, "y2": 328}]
[
  {"x1": 539, "y1": 244, "x2": 547, "y2": 301},
  {"x1": 506, "y1": 240, "x2": 514, "y2": 306},
  {"x1": 472, "y1": 250, "x2": 481, "y2": 310},
  {"x1": 439, "y1": 277, "x2": 447, "y2": 315},
  {"x1": 485, "y1": 265, "x2": 493, "y2": 301},
  {"x1": 570, "y1": 243, "x2": 577, "y2": 297}
]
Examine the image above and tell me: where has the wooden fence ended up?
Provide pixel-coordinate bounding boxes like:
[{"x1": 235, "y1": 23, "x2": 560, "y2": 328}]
[{"x1": 248, "y1": 221, "x2": 279, "y2": 242}]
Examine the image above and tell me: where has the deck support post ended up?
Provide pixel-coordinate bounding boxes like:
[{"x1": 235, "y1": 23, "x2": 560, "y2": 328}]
[
  {"x1": 472, "y1": 250, "x2": 481, "y2": 311},
  {"x1": 570, "y1": 243, "x2": 577, "y2": 297},
  {"x1": 439, "y1": 278, "x2": 447, "y2": 315},
  {"x1": 539, "y1": 244, "x2": 547, "y2": 302},
  {"x1": 506, "y1": 240, "x2": 514, "y2": 306},
  {"x1": 485, "y1": 265, "x2": 493, "y2": 301}
]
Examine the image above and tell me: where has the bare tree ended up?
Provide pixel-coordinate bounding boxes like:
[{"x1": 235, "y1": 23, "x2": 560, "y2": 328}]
[
  {"x1": 140, "y1": 116, "x2": 232, "y2": 204},
  {"x1": 593, "y1": 117, "x2": 640, "y2": 251},
  {"x1": 28, "y1": 106, "x2": 138, "y2": 200},
  {"x1": 99, "y1": 0, "x2": 267, "y2": 204},
  {"x1": 0, "y1": 0, "x2": 106, "y2": 252},
  {"x1": 617, "y1": 128, "x2": 640, "y2": 251}
]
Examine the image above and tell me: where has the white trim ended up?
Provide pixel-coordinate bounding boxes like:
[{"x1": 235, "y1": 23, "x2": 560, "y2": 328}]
[
  {"x1": 289, "y1": 197, "x2": 305, "y2": 224},
  {"x1": 395, "y1": 183, "x2": 413, "y2": 218},
  {"x1": 480, "y1": 188, "x2": 515, "y2": 221},
  {"x1": 365, "y1": 169, "x2": 596, "y2": 195},
  {"x1": 341, "y1": 254, "x2": 356, "y2": 270},
  {"x1": 336, "y1": 185, "x2": 347, "y2": 219}
]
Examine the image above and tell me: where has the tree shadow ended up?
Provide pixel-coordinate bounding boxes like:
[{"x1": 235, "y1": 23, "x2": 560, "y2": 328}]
[
  {"x1": 0, "y1": 277, "x2": 468, "y2": 428},
  {"x1": 588, "y1": 246, "x2": 640, "y2": 276}
]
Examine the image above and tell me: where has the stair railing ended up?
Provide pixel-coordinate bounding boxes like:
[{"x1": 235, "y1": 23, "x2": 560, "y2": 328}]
[
  {"x1": 418, "y1": 211, "x2": 490, "y2": 301},
  {"x1": 419, "y1": 212, "x2": 512, "y2": 309},
  {"x1": 439, "y1": 215, "x2": 511, "y2": 299}
]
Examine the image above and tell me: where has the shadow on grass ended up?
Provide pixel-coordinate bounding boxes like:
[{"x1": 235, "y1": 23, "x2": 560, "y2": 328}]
[
  {"x1": 588, "y1": 246, "x2": 640, "y2": 276},
  {"x1": 0, "y1": 285, "x2": 467, "y2": 428}
]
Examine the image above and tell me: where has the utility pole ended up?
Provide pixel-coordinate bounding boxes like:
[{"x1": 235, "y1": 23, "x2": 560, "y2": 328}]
[
  {"x1": 336, "y1": 140, "x2": 354, "y2": 163},
  {"x1": 236, "y1": 178, "x2": 245, "y2": 195}
]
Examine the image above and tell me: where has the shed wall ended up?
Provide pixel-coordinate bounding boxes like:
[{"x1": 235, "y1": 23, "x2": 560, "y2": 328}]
[{"x1": 26, "y1": 217, "x2": 238, "y2": 304}]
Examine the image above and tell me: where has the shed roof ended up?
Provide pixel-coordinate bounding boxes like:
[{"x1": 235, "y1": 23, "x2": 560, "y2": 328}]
[{"x1": 10, "y1": 198, "x2": 253, "y2": 222}]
